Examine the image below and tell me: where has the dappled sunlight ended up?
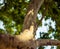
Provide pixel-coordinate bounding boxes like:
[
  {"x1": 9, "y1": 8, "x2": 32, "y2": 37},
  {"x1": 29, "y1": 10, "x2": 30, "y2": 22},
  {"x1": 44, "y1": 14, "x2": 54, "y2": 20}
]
[
  {"x1": 26, "y1": 9, "x2": 34, "y2": 16},
  {"x1": 15, "y1": 25, "x2": 34, "y2": 42},
  {"x1": 0, "y1": 0, "x2": 60, "y2": 49}
]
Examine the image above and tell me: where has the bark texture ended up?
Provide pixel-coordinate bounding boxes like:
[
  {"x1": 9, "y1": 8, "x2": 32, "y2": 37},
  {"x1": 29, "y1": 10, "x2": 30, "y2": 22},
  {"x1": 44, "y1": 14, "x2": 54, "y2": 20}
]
[
  {"x1": 0, "y1": 0, "x2": 44, "y2": 49},
  {"x1": 0, "y1": 34, "x2": 37, "y2": 49},
  {"x1": 0, "y1": 0, "x2": 60, "y2": 49},
  {"x1": 23, "y1": 0, "x2": 44, "y2": 33},
  {"x1": 0, "y1": 34, "x2": 60, "y2": 49},
  {"x1": 36, "y1": 39, "x2": 60, "y2": 46}
]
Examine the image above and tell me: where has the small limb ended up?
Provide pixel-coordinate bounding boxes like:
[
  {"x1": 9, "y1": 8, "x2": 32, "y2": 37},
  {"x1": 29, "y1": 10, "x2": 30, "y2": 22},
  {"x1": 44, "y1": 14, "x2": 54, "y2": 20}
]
[{"x1": 36, "y1": 39, "x2": 60, "y2": 46}]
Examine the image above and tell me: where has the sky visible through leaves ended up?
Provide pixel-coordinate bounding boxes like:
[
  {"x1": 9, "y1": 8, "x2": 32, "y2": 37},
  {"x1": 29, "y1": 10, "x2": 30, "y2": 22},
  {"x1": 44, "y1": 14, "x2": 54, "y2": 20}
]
[
  {"x1": 0, "y1": 17, "x2": 56, "y2": 49},
  {"x1": 0, "y1": 0, "x2": 60, "y2": 49}
]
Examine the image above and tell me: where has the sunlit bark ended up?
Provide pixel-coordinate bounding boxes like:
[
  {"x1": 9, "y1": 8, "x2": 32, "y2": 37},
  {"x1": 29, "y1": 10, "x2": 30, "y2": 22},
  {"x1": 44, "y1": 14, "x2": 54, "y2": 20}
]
[{"x1": 0, "y1": 0, "x2": 60, "y2": 49}]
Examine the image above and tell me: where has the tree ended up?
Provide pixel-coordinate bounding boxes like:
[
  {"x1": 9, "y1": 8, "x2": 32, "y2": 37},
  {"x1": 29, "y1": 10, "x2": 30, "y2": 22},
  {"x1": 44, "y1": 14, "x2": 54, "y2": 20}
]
[{"x1": 0, "y1": 0, "x2": 60, "y2": 49}]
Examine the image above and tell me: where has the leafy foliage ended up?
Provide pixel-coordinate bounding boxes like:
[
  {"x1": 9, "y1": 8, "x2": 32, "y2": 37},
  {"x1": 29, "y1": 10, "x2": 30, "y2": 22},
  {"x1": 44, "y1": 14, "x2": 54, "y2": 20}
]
[
  {"x1": 0, "y1": 0, "x2": 60, "y2": 49},
  {"x1": 0, "y1": 0, "x2": 29, "y2": 34}
]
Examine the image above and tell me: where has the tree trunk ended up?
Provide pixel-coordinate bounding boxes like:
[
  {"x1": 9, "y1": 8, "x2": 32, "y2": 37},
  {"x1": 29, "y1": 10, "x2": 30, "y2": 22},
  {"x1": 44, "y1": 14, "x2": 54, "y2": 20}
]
[
  {"x1": 23, "y1": 0, "x2": 44, "y2": 33},
  {"x1": 0, "y1": 0, "x2": 60, "y2": 49}
]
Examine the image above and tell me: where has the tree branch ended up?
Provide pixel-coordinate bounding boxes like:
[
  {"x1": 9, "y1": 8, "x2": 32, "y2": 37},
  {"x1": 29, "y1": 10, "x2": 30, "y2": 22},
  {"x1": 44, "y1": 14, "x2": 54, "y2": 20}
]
[
  {"x1": 37, "y1": 9, "x2": 46, "y2": 26},
  {"x1": 37, "y1": 1, "x2": 49, "y2": 26},
  {"x1": 36, "y1": 39, "x2": 60, "y2": 46},
  {"x1": 22, "y1": 0, "x2": 44, "y2": 32},
  {"x1": 21, "y1": 0, "x2": 44, "y2": 40},
  {"x1": 0, "y1": 34, "x2": 60, "y2": 49}
]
